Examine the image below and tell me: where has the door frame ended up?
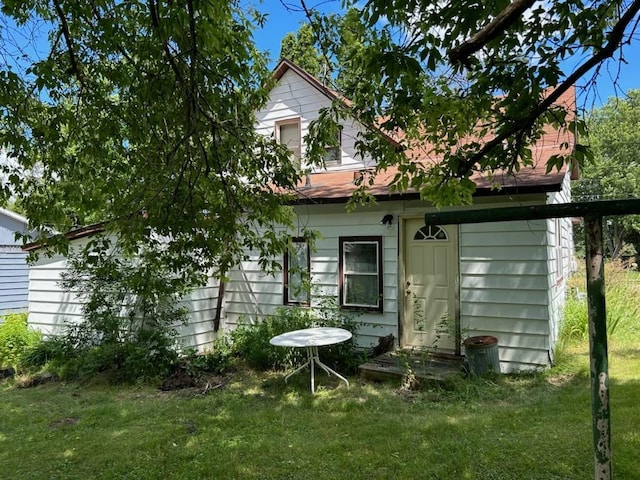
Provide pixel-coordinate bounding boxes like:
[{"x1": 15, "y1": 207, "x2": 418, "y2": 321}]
[{"x1": 398, "y1": 216, "x2": 462, "y2": 356}]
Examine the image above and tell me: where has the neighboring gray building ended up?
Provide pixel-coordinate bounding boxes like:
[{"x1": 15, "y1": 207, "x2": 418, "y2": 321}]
[{"x1": 0, "y1": 208, "x2": 30, "y2": 315}]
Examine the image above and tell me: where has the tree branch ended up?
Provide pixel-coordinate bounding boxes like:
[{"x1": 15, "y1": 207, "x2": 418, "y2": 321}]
[
  {"x1": 148, "y1": 0, "x2": 184, "y2": 84},
  {"x1": 448, "y1": 0, "x2": 537, "y2": 67},
  {"x1": 52, "y1": 0, "x2": 84, "y2": 83},
  {"x1": 456, "y1": 0, "x2": 640, "y2": 176}
]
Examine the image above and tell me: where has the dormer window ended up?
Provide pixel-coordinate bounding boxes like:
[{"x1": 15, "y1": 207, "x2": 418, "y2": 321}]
[{"x1": 276, "y1": 118, "x2": 301, "y2": 170}]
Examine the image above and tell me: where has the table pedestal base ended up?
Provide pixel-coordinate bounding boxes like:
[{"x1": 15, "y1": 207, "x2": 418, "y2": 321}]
[{"x1": 284, "y1": 346, "x2": 350, "y2": 394}]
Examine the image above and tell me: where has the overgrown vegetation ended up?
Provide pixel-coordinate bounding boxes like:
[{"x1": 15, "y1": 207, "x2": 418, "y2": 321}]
[
  {"x1": 0, "y1": 312, "x2": 41, "y2": 372},
  {"x1": 230, "y1": 298, "x2": 364, "y2": 374},
  {"x1": 560, "y1": 261, "x2": 640, "y2": 345},
  {"x1": 20, "y1": 238, "x2": 194, "y2": 383}
]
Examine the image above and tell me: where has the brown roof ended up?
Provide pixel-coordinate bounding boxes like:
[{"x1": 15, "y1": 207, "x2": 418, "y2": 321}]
[
  {"x1": 23, "y1": 223, "x2": 106, "y2": 252},
  {"x1": 285, "y1": 110, "x2": 575, "y2": 203}
]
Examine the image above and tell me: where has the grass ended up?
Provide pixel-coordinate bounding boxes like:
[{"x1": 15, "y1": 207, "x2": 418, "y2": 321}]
[
  {"x1": 2, "y1": 341, "x2": 638, "y2": 479},
  {"x1": 1, "y1": 265, "x2": 639, "y2": 479}
]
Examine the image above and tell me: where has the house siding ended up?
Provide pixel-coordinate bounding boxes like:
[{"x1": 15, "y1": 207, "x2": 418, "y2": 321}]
[
  {"x1": 545, "y1": 170, "x2": 575, "y2": 362},
  {"x1": 459, "y1": 220, "x2": 552, "y2": 372},
  {"x1": 0, "y1": 209, "x2": 31, "y2": 317},
  {"x1": 27, "y1": 237, "x2": 220, "y2": 350},
  {"x1": 223, "y1": 208, "x2": 399, "y2": 347},
  {"x1": 24, "y1": 191, "x2": 574, "y2": 372},
  {"x1": 256, "y1": 68, "x2": 368, "y2": 171},
  {"x1": 220, "y1": 192, "x2": 572, "y2": 372}
]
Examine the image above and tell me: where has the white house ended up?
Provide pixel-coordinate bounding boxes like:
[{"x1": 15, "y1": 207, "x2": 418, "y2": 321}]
[{"x1": 25, "y1": 60, "x2": 577, "y2": 372}]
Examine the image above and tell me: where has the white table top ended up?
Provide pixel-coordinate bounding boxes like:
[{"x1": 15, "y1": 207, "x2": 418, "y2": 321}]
[{"x1": 269, "y1": 327, "x2": 353, "y2": 348}]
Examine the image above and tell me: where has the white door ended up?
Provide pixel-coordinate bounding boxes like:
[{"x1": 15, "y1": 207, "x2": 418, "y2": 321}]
[{"x1": 402, "y1": 218, "x2": 459, "y2": 351}]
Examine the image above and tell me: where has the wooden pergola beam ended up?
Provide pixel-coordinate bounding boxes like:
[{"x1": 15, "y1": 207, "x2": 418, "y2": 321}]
[{"x1": 424, "y1": 198, "x2": 640, "y2": 225}]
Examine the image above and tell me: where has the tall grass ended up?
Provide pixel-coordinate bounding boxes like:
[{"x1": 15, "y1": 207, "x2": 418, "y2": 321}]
[{"x1": 561, "y1": 260, "x2": 640, "y2": 344}]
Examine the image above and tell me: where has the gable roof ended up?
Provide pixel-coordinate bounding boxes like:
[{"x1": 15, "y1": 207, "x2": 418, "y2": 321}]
[
  {"x1": 272, "y1": 60, "x2": 576, "y2": 204},
  {"x1": 273, "y1": 59, "x2": 402, "y2": 150}
]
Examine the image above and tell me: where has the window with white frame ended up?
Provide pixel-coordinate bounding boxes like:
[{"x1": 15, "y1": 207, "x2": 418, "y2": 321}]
[
  {"x1": 284, "y1": 237, "x2": 310, "y2": 305},
  {"x1": 276, "y1": 118, "x2": 302, "y2": 170},
  {"x1": 323, "y1": 126, "x2": 342, "y2": 167},
  {"x1": 339, "y1": 236, "x2": 383, "y2": 311}
]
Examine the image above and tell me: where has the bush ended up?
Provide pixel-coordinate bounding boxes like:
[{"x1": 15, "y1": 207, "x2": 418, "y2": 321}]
[
  {"x1": 0, "y1": 313, "x2": 42, "y2": 372},
  {"x1": 231, "y1": 297, "x2": 364, "y2": 373},
  {"x1": 184, "y1": 336, "x2": 235, "y2": 378},
  {"x1": 20, "y1": 336, "x2": 73, "y2": 371}
]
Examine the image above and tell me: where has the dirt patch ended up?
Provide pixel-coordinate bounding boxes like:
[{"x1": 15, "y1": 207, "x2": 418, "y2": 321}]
[
  {"x1": 159, "y1": 370, "x2": 234, "y2": 395},
  {"x1": 546, "y1": 372, "x2": 576, "y2": 387},
  {"x1": 49, "y1": 417, "x2": 79, "y2": 428}
]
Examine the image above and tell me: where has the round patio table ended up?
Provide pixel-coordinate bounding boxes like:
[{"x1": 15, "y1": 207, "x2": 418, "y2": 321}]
[{"x1": 269, "y1": 327, "x2": 352, "y2": 394}]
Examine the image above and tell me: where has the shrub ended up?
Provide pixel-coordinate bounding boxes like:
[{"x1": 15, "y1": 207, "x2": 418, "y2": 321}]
[
  {"x1": 184, "y1": 336, "x2": 235, "y2": 378},
  {"x1": 39, "y1": 236, "x2": 198, "y2": 383},
  {"x1": 0, "y1": 313, "x2": 42, "y2": 372},
  {"x1": 20, "y1": 335, "x2": 73, "y2": 372},
  {"x1": 231, "y1": 297, "x2": 364, "y2": 373}
]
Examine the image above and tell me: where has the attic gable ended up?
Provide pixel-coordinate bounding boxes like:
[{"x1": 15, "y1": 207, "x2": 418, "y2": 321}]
[{"x1": 266, "y1": 60, "x2": 576, "y2": 204}]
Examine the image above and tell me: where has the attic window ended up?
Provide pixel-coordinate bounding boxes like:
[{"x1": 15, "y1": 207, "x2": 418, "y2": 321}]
[
  {"x1": 414, "y1": 225, "x2": 448, "y2": 241},
  {"x1": 323, "y1": 126, "x2": 342, "y2": 167},
  {"x1": 276, "y1": 118, "x2": 301, "y2": 170}
]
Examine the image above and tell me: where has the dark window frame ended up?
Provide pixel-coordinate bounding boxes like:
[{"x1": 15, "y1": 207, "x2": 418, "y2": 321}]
[
  {"x1": 283, "y1": 236, "x2": 311, "y2": 306},
  {"x1": 338, "y1": 236, "x2": 383, "y2": 312}
]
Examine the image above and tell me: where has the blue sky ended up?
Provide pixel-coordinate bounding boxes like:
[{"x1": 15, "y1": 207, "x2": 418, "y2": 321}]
[{"x1": 252, "y1": 0, "x2": 640, "y2": 110}]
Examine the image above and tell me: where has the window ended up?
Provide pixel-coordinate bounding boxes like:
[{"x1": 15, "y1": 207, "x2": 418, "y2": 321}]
[
  {"x1": 284, "y1": 237, "x2": 310, "y2": 305},
  {"x1": 276, "y1": 119, "x2": 301, "y2": 170},
  {"x1": 323, "y1": 126, "x2": 342, "y2": 167},
  {"x1": 339, "y1": 237, "x2": 383, "y2": 311},
  {"x1": 414, "y1": 225, "x2": 448, "y2": 240}
]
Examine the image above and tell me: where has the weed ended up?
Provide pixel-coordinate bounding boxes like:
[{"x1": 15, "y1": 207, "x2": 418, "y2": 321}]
[
  {"x1": 560, "y1": 261, "x2": 640, "y2": 346},
  {"x1": 0, "y1": 313, "x2": 41, "y2": 372}
]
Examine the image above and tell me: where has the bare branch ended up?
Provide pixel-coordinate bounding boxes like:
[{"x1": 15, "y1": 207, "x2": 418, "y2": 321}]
[
  {"x1": 448, "y1": 0, "x2": 538, "y2": 67},
  {"x1": 456, "y1": 0, "x2": 640, "y2": 176},
  {"x1": 52, "y1": 0, "x2": 84, "y2": 83}
]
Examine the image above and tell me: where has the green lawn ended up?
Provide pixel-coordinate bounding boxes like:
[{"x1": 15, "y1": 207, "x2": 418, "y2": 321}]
[{"x1": 1, "y1": 335, "x2": 639, "y2": 480}]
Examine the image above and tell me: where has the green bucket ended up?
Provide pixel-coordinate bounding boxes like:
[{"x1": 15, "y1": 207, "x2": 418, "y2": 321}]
[{"x1": 464, "y1": 335, "x2": 500, "y2": 376}]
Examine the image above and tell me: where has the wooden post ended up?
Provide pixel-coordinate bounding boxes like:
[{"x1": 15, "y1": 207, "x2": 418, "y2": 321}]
[{"x1": 585, "y1": 216, "x2": 612, "y2": 480}]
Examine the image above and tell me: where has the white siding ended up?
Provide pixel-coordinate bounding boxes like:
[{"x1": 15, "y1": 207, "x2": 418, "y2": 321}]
[
  {"x1": 220, "y1": 192, "x2": 574, "y2": 373},
  {"x1": 23, "y1": 193, "x2": 574, "y2": 371},
  {"x1": 256, "y1": 69, "x2": 369, "y2": 172},
  {"x1": 459, "y1": 220, "x2": 552, "y2": 372},
  {"x1": 223, "y1": 207, "x2": 399, "y2": 349},
  {"x1": 545, "y1": 170, "x2": 575, "y2": 362},
  {"x1": 26, "y1": 237, "x2": 220, "y2": 352}
]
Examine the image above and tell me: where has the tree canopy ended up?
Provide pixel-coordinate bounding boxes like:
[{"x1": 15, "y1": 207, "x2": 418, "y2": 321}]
[
  {"x1": 0, "y1": 1, "x2": 299, "y2": 284},
  {"x1": 0, "y1": 0, "x2": 639, "y2": 280},
  {"x1": 300, "y1": 0, "x2": 640, "y2": 205},
  {"x1": 279, "y1": 23, "x2": 326, "y2": 79},
  {"x1": 574, "y1": 90, "x2": 640, "y2": 257}
]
